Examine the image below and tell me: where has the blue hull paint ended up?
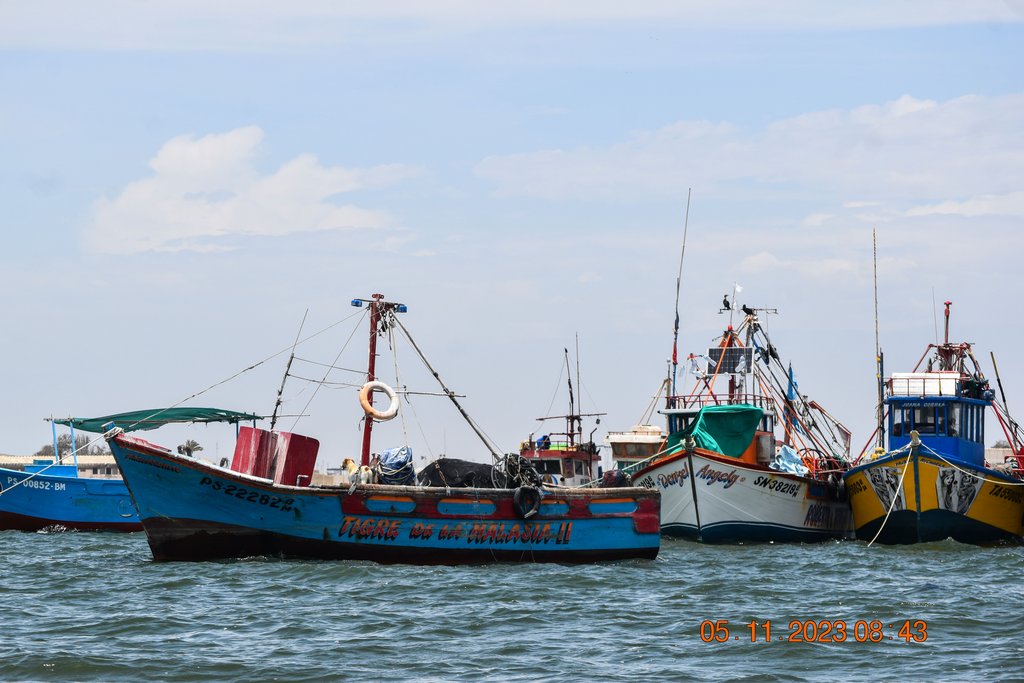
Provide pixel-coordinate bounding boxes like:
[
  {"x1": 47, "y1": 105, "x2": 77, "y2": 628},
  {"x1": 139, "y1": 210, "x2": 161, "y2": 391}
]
[
  {"x1": 0, "y1": 466, "x2": 141, "y2": 532},
  {"x1": 110, "y1": 435, "x2": 661, "y2": 564}
]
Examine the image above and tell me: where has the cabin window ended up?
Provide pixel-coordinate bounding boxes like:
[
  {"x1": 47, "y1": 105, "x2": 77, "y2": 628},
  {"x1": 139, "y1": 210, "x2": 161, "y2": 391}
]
[
  {"x1": 533, "y1": 460, "x2": 562, "y2": 476},
  {"x1": 669, "y1": 415, "x2": 691, "y2": 433},
  {"x1": 946, "y1": 404, "x2": 960, "y2": 437},
  {"x1": 971, "y1": 405, "x2": 984, "y2": 443},
  {"x1": 891, "y1": 406, "x2": 905, "y2": 437},
  {"x1": 574, "y1": 461, "x2": 585, "y2": 476},
  {"x1": 913, "y1": 406, "x2": 936, "y2": 434}
]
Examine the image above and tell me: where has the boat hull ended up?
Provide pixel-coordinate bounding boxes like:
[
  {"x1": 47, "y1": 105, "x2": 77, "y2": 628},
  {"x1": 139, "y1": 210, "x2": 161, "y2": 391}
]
[
  {"x1": 632, "y1": 450, "x2": 853, "y2": 543},
  {"x1": 844, "y1": 451, "x2": 1024, "y2": 545},
  {"x1": 0, "y1": 467, "x2": 141, "y2": 532},
  {"x1": 109, "y1": 434, "x2": 661, "y2": 563}
]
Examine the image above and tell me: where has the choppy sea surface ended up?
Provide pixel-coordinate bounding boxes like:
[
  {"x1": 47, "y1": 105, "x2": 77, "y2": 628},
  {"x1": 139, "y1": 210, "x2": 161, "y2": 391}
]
[{"x1": 1, "y1": 532, "x2": 1022, "y2": 682}]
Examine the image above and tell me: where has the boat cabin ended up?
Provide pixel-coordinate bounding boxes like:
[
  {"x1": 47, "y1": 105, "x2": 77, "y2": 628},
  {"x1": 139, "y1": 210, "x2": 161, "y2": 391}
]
[
  {"x1": 664, "y1": 404, "x2": 776, "y2": 437},
  {"x1": 606, "y1": 425, "x2": 666, "y2": 469},
  {"x1": 519, "y1": 436, "x2": 601, "y2": 485},
  {"x1": 661, "y1": 404, "x2": 773, "y2": 466},
  {"x1": 886, "y1": 372, "x2": 992, "y2": 467}
]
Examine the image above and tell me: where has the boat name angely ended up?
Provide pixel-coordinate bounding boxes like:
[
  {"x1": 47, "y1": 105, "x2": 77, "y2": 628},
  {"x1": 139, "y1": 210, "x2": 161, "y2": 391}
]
[
  {"x1": 197, "y1": 477, "x2": 295, "y2": 511},
  {"x1": 695, "y1": 464, "x2": 742, "y2": 489},
  {"x1": 339, "y1": 516, "x2": 575, "y2": 545},
  {"x1": 989, "y1": 484, "x2": 1024, "y2": 505},
  {"x1": 752, "y1": 475, "x2": 801, "y2": 498},
  {"x1": 5, "y1": 477, "x2": 66, "y2": 492}
]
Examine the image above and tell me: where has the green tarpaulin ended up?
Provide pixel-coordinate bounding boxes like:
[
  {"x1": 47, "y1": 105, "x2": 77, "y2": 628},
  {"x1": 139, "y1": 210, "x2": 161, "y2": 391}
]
[
  {"x1": 50, "y1": 408, "x2": 263, "y2": 433},
  {"x1": 667, "y1": 404, "x2": 763, "y2": 458}
]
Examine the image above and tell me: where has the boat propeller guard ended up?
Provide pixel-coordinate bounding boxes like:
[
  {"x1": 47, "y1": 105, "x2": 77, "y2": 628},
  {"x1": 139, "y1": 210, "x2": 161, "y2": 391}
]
[{"x1": 359, "y1": 381, "x2": 400, "y2": 421}]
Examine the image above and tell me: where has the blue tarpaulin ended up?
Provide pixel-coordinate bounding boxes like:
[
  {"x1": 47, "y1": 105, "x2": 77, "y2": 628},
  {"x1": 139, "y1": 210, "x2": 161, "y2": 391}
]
[
  {"x1": 770, "y1": 444, "x2": 809, "y2": 476},
  {"x1": 377, "y1": 446, "x2": 416, "y2": 485}
]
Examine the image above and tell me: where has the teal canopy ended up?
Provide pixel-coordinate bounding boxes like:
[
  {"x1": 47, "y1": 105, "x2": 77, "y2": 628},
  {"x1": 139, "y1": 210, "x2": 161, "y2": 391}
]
[
  {"x1": 667, "y1": 405, "x2": 764, "y2": 458},
  {"x1": 50, "y1": 408, "x2": 263, "y2": 433}
]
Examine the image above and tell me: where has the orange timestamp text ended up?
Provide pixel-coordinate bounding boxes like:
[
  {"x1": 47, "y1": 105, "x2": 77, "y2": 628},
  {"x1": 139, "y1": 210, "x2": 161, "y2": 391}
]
[{"x1": 698, "y1": 619, "x2": 928, "y2": 644}]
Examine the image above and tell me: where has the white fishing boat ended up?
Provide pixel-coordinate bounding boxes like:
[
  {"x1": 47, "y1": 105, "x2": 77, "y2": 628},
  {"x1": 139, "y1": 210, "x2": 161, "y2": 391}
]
[{"x1": 616, "y1": 297, "x2": 855, "y2": 542}]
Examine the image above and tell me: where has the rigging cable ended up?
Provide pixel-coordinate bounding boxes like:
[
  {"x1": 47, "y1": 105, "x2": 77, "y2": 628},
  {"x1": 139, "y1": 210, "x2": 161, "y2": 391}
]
[
  {"x1": 392, "y1": 316, "x2": 504, "y2": 461},
  {"x1": 387, "y1": 318, "x2": 411, "y2": 447},
  {"x1": 289, "y1": 308, "x2": 368, "y2": 433},
  {"x1": 271, "y1": 309, "x2": 308, "y2": 430},
  {"x1": 3, "y1": 308, "x2": 369, "y2": 495}
]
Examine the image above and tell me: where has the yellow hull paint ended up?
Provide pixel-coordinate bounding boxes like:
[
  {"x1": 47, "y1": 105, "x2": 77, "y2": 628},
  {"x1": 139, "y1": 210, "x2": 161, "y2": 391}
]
[{"x1": 846, "y1": 453, "x2": 1024, "y2": 543}]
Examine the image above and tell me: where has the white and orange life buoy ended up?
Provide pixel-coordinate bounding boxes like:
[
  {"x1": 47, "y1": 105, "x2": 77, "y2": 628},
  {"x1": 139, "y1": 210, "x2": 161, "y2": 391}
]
[{"x1": 358, "y1": 381, "x2": 399, "y2": 421}]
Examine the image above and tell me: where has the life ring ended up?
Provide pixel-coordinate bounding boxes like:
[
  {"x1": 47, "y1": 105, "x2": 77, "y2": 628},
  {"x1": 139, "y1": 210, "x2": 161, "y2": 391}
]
[
  {"x1": 513, "y1": 486, "x2": 542, "y2": 519},
  {"x1": 359, "y1": 381, "x2": 399, "y2": 421}
]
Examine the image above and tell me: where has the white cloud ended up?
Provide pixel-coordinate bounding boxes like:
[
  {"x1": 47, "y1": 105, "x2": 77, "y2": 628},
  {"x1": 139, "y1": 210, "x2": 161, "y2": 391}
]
[
  {"x1": 740, "y1": 250, "x2": 865, "y2": 281},
  {"x1": 802, "y1": 213, "x2": 833, "y2": 227},
  {"x1": 0, "y1": 2, "x2": 1020, "y2": 51},
  {"x1": 906, "y1": 191, "x2": 1024, "y2": 217},
  {"x1": 85, "y1": 126, "x2": 419, "y2": 254},
  {"x1": 739, "y1": 252, "x2": 782, "y2": 271},
  {"x1": 475, "y1": 94, "x2": 1024, "y2": 212}
]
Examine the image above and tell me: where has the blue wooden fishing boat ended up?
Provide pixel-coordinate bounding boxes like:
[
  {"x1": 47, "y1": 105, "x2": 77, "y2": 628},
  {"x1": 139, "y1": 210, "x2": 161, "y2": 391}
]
[
  {"x1": 106, "y1": 295, "x2": 661, "y2": 563},
  {"x1": 0, "y1": 408, "x2": 260, "y2": 532},
  {"x1": 0, "y1": 460, "x2": 139, "y2": 532},
  {"x1": 844, "y1": 302, "x2": 1024, "y2": 544}
]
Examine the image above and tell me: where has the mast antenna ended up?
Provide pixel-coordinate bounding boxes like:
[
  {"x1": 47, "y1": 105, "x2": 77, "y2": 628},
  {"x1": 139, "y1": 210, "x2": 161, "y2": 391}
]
[
  {"x1": 671, "y1": 188, "x2": 692, "y2": 397},
  {"x1": 271, "y1": 309, "x2": 308, "y2": 431},
  {"x1": 873, "y1": 229, "x2": 884, "y2": 449}
]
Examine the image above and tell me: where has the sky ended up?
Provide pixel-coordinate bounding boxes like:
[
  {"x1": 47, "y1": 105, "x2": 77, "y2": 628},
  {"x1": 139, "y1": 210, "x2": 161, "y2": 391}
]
[{"x1": 2, "y1": 2, "x2": 1023, "y2": 469}]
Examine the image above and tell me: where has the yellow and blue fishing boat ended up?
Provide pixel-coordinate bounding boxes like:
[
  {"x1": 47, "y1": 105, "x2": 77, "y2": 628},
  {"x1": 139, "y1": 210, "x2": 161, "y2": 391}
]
[{"x1": 845, "y1": 302, "x2": 1024, "y2": 544}]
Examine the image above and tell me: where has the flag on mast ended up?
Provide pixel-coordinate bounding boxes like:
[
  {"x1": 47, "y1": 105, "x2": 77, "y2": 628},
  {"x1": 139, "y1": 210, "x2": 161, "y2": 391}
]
[{"x1": 672, "y1": 312, "x2": 679, "y2": 365}]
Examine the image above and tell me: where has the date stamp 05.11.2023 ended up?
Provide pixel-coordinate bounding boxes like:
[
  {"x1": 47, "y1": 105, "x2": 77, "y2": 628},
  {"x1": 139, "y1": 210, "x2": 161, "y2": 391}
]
[{"x1": 699, "y1": 619, "x2": 928, "y2": 644}]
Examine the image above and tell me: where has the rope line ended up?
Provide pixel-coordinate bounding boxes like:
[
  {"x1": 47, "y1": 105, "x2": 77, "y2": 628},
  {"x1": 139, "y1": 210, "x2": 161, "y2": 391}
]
[
  {"x1": 866, "y1": 443, "x2": 914, "y2": 547},
  {"x1": 1, "y1": 308, "x2": 367, "y2": 498},
  {"x1": 916, "y1": 442, "x2": 1024, "y2": 486},
  {"x1": 289, "y1": 309, "x2": 367, "y2": 433}
]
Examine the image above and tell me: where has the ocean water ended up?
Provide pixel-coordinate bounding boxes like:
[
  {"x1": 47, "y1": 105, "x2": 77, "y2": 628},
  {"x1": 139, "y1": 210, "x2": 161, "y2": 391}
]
[{"x1": 1, "y1": 532, "x2": 1022, "y2": 682}]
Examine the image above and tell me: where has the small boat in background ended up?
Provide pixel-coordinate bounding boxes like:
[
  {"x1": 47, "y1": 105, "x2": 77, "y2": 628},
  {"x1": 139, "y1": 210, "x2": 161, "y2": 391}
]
[
  {"x1": 519, "y1": 347, "x2": 604, "y2": 486},
  {"x1": 0, "y1": 408, "x2": 258, "y2": 532},
  {"x1": 605, "y1": 424, "x2": 666, "y2": 470},
  {"x1": 109, "y1": 295, "x2": 661, "y2": 564},
  {"x1": 0, "y1": 458, "x2": 139, "y2": 532},
  {"x1": 606, "y1": 379, "x2": 669, "y2": 469},
  {"x1": 844, "y1": 301, "x2": 1024, "y2": 544}
]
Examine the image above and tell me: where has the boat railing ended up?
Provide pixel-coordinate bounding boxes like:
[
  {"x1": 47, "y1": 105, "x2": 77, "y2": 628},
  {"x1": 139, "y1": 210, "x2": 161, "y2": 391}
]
[
  {"x1": 667, "y1": 393, "x2": 775, "y2": 412},
  {"x1": 887, "y1": 372, "x2": 961, "y2": 398}
]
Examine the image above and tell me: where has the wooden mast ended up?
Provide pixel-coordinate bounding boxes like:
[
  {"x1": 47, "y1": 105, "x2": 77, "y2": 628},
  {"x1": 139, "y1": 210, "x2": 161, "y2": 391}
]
[{"x1": 360, "y1": 294, "x2": 384, "y2": 466}]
